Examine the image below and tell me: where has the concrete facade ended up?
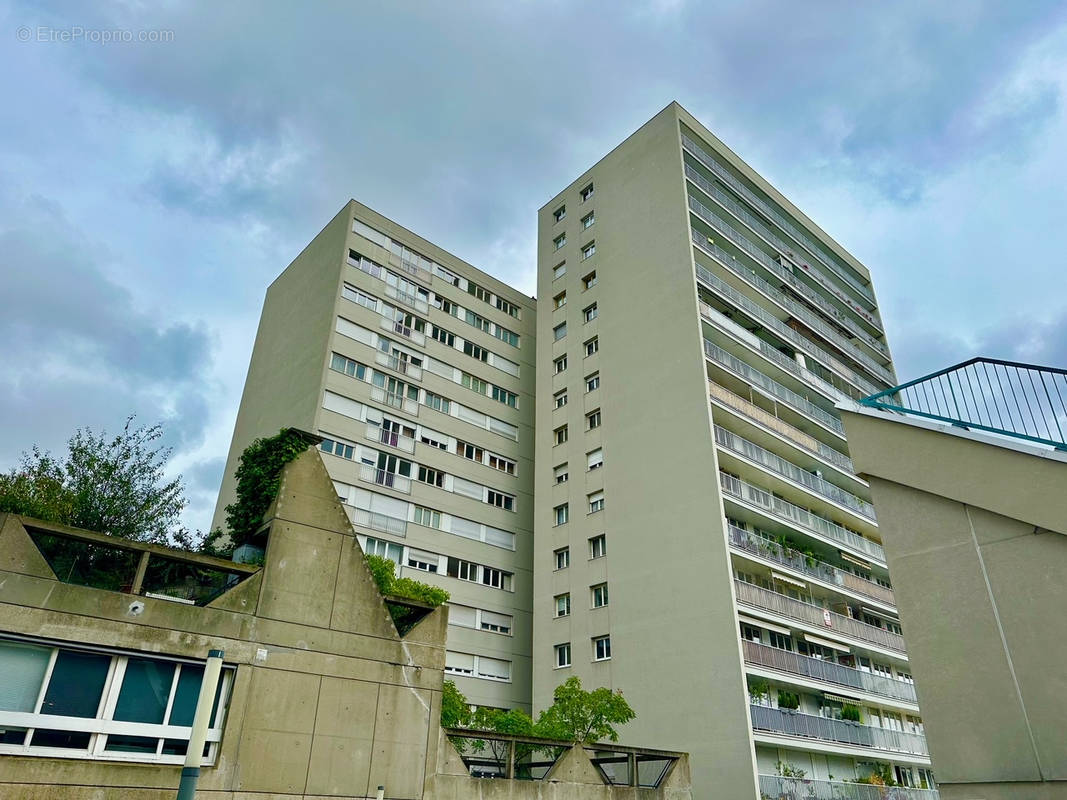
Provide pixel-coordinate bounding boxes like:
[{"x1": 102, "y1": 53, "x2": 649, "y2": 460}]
[
  {"x1": 841, "y1": 404, "x2": 1067, "y2": 800},
  {"x1": 212, "y1": 200, "x2": 536, "y2": 713}
]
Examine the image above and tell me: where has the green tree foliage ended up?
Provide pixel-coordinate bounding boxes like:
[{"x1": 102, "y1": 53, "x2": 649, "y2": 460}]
[
  {"x1": 536, "y1": 677, "x2": 636, "y2": 744},
  {"x1": 0, "y1": 416, "x2": 193, "y2": 546},
  {"x1": 441, "y1": 680, "x2": 472, "y2": 729}
]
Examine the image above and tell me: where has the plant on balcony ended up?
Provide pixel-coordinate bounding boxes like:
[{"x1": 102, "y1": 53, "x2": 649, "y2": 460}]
[
  {"x1": 748, "y1": 678, "x2": 771, "y2": 704},
  {"x1": 841, "y1": 704, "x2": 862, "y2": 723},
  {"x1": 775, "y1": 760, "x2": 807, "y2": 779},
  {"x1": 777, "y1": 690, "x2": 801, "y2": 710},
  {"x1": 849, "y1": 763, "x2": 897, "y2": 787},
  {"x1": 364, "y1": 553, "x2": 449, "y2": 634}
]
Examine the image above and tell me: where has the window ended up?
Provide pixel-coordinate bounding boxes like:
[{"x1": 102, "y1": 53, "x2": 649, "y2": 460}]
[
  {"x1": 448, "y1": 557, "x2": 478, "y2": 583},
  {"x1": 591, "y1": 583, "x2": 609, "y2": 608},
  {"x1": 407, "y1": 548, "x2": 439, "y2": 573},
  {"x1": 585, "y1": 337, "x2": 599, "y2": 357},
  {"x1": 553, "y1": 205, "x2": 566, "y2": 223},
  {"x1": 457, "y1": 439, "x2": 484, "y2": 463},
  {"x1": 423, "y1": 392, "x2": 449, "y2": 414},
  {"x1": 465, "y1": 309, "x2": 491, "y2": 333},
  {"x1": 419, "y1": 428, "x2": 447, "y2": 450},
  {"x1": 554, "y1": 547, "x2": 570, "y2": 570},
  {"x1": 554, "y1": 425, "x2": 568, "y2": 446},
  {"x1": 364, "y1": 537, "x2": 403, "y2": 563},
  {"x1": 488, "y1": 454, "x2": 516, "y2": 474},
  {"x1": 491, "y1": 386, "x2": 518, "y2": 408},
  {"x1": 593, "y1": 635, "x2": 611, "y2": 661},
  {"x1": 553, "y1": 322, "x2": 567, "y2": 341},
  {"x1": 412, "y1": 506, "x2": 441, "y2": 529},
  {"x1": 586, "y1": 409, "x2": 601, "y2": 430},
  {"x1": 768, "y1": 631, "x2": 793, "y2": 652},
  {"x1": 554, "y1": 463, "x2": 569, "y2": 484},
  {"x1": 581, "y1": 211, "x2": 595, "y2": 229},
  {"x1": 493, "y1": 325, "x2": 519, "y2": 348},
  {"x1": 553, "y1": 261, "x2": 567, "y2": 280},
  {"x1": 581, "y1": 241, "x2": 596, "y2": 260},
  {"x1": 330, "y1": 353, "x2": 367, "y2": 380},
  {"x1": 554, "y1": 643, "x2": 572, "y2": 668},
  {"x1": 444, "y1": 651, "x2": 475, "y2": 676},
  {"x1": 583, "y1": 303, "x2": 598, "y2": 323},
  {"x1": 487, "y1": 490, "x2": 515, "y2": 511},
  {"x1": 580, "y1": 183, "x2": 594, "y2": 202},
  {"x1": 467, "y1": 280, "x2": 491, "y2": 304},
  {"x1": 463, "y1": 341, "x2": 489, "y2": 362},
  {"x1": 430, "y1": 325, "x2": 455, "y2": 347},
  {"x1": 554, "y1": 355, "x2": 568, "y2": 374},
  {"x1": 588, "y1": 491, "x2": 604, "y2": 514},
  {"x1": 0, "y1": 639, "x2": 233, "y2": 764},
  {"x1": 320, "y1": 437, "x2": 354, "y2": 460},
  {"x1": 417, "y1": 465, "x2": 444, "y2": 488},
  {"x1": 555, "y1": 503, "x2": 569, "y2": 526},
  {"x1": 585, "y1": 372, "x2": 600, "y2": 392},
  {"x1": 555, "y1": 594, "x2": 571, "y2": 618},
  {"x1": 554, "y1": 390, "x2": 568, "y2": 409},
  {"x1": 582, "y1": 271, "x2": 598, "y2": 290},
  {"x1": 480, "y1": 610, "x2": 513, "y2": 635},
  {"x1": 740, "y1": 623, "x2": 762, "y2": 643},
  {"x1": 553, "y1": 233, "x2": 567, "y2": 251},
  {"x1": 587, "y1": 448, "x2": 603, "y2": 471},
  {"x1": 462, "y1": 372, "x2": 488, "y2": 394},
  {"x1": 481, "y1": 566, "x2": 512, "y2": 591},
  {"x1": 553, "y1": 291, "x2": 567, "y2": 310}
]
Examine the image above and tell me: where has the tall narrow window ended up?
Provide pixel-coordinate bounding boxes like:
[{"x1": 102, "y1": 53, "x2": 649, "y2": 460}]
[
  {"x1": 583, "y1": 271, "x2": 598, "y2": 290},
  {"x1": 591, "y1": 583, "x2": 609, "y2": 608},
  {"x1": 584, "y1": 303, "x2": 598, "y2": 323},
  {"x1": 554, "y1": 463, "x2": 569, "y2": 484},
  {"x1": 554, "y1": 355, "x2": 568, "y2": 374},
  {"x1": 554, "y1": 503, "x2": 569, "y2": 526},
  {"x1": 554, "y1": 547, "x2": 570, "y2": 570},
  {"x1": 555, "y1": 594, "x2": 571, "y2": 617},
  {"x1": 553, "y1": 233, "x2": 567, "y2": 251},
  {"x1": 585, "y1": 337, "x2": 599, "y2": 356},
  {"x1": 553, "y1": 322, "x2": 567, "y2": 341},
  {"x1": 554, "y1": 425, "x2": 568, "y2": 446},
  {"x1": 586, "y1": 409, "x2": 601, "y2": 430},
  {"x1": 555, "y1": 643, "x2": 572, "y2": 668},
  {"x1": 588, "y1": 491, "x2": 604, "y2": 513},
  {"x1": 581, "y1": 211, "x2": 595, "y2": 229},
  {"x1": 580, "y1": 183, "x2": 594, "y2": 202},
  {"x1": 593, "y1": 635, "x2": 611, "y2": 661},
  {"x1": 589, "y1": 534, "x2": 606, "y2": 559},
  {"x1": 553, "y1": 291, "x2": 567, "y2": 309},
  {"x1": 553, "y1": 261, "x2": 567, "y2": 280},
  {"x1": 553, "y1": 205, "x2": 566, "y2": 223},
  {"x1": 581, "y1": 241, "x2": 596, "y2": 260}
]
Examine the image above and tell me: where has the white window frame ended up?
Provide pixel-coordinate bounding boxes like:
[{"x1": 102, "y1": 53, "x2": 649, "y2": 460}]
[
  {"x1": 554, "y1": 643, "x2": 572, "y2": 669},
  {"x1": 593, "y1": 635, "x2": 611, "y2": 662},
  {"x1": 589, "y1": 535, "x2": 606, "y2": 559}
]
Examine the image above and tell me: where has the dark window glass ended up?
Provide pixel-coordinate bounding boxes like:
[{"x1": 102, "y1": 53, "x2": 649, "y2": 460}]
[
  {"x1": 39, "y1": 650, "x2": 110, "y2": 718},
  {"x1": 105, "y1": 734, "x2": 158, "y2": 753},
  {"x1": 114, "y1": 658, "x2": 175, "y2": 724},
  {"x1": 30, "y1": 729, "x2": 92, "y2": 749}
]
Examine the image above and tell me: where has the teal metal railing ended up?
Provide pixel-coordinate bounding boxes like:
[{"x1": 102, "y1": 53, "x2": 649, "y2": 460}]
[{"x1": 860, "y1": 358, "x2": 1067, "y2": 450}]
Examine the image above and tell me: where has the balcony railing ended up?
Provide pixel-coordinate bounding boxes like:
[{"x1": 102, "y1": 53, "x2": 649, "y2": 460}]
[
  {"x1": 742, "y1": 640, "x2": 916, "y2": 704},
  {"x1": 370, "y1": 386, "x2": 419, "y2": 416},
  {"x1": 734, "y1": 580, "x2": 905, "y2": 652},
  {"x1": 349, "y1": 507, "x2": 408, "y2": 537},
  {"x1": 359, "y1": 464, "x2": 412, "y2": 494},
  {"x1": 384, "y1": 284, "x2": 429, "y2": 314},
  {"x1": 704, "y1": 340, "x2": 845, "y2": 436},
  {"x1": 389, "y1": 252, "x2": 433, "y2": 285},
  {"x1": 709, "y1": 382, "x2": 855, "y2": 473},
  {"x1": 365, "y1": 422, "x2": 416, "y2": 454},
  {"x1": 750, "y1": 705, "x2": 928, "y2": 756},
  {"x1": 719, "y1": 472, "x2": 884, "y2": 564},
  {"x1": 379, "y1": 314, "x2": 427, "y2": 347},
  {"x1": 758, "y1": 774, "x2": 938, "y2": 800},
  {"x1": 375, "y1": 351, "x2": 423, "y2": 381},
  {"x1": 728, "y1": 526, "x2": 893, "y2": 606},
  {"x1": 693, "y1": 231, "x2": 893, "y2": 378},
  {"x1": 861, "y1": 357, "x2": 1067, "y2": 451},
  {"x1": 681, "y1": 134, "x2": 879, "y2": 309},
  {"x1": 716, "y1": 427, "x2": 875, "y2": 519}
]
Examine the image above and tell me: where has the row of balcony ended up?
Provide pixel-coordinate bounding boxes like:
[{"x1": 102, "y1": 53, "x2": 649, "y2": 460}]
[
  {"x1": 704, "y1": 339, "x2": 845, "y2": 436},
  {"x1": 719, "y1": 471, "x2": 885, "y2": 564},
  {"x1": 742, "y1": 640, "x2": 916, "y2": 705},
  {"x1": 680, "y1": 134, "x2": 879, "y2": 310},
  {"x1": 750, "y1": 705, "x2": 928, "y2": 757},
  {"x1": 692, "y1": 230, "x2": 893, "y2": 380},
  {"x1": 734, "y1": 580, "x2": 906, "y2": 653},
  {"x1": 716, "y1": 427, "x2": 875, "y2": 520},
  {"x1": 708, "y1": 381, "x2": 855, "y2": 474},
  {"x1": 367, "y1": 422, "x2": 416, "y2": 454},
  {"x1": 359, "y1": 463, "x2": 413, "y2": 494},
  {"x1": 350, "y1": 506, "x2": 408, "y2": 538},
  {"x1": 369, "y1": 386, "x2": 420, "y2": 416},
  {"x1": 384, "y1": 283, "x2": 430, "y2": 314},
  {"x1": 758, "y1": 775, "x2": 938, "y2": 800},
  {"x1": 375, "y1": 351, "x2": 423, "y2": 381},
  {"x1": 380, "y1": 314, "x2": 427, "y2": 347},
  {"x1": 728, "y1": 525, "x2": 894, "y2": 607}
]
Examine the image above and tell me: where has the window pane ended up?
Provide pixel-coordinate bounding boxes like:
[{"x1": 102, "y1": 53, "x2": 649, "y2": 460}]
[
  {"x1": 40, "y1": 650, "x2": 111, "y2": 718},
  {"x1": 168, "y1": 664, "x2": 226, "y2": 728},
  {"x1": 30, "y1": 729, "x2": 92, "y2": 749},
  {"x1": 0, "y1": 641, "x2": 51, "y2": 712},
  {"x1": 114, "y1": 658, "x2": 176, "y2": 724},
  {"x1": 105, "y1": 734, "x2": 159, "y2": 753}
]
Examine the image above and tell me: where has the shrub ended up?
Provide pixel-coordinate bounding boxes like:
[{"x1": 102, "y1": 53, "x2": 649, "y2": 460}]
[{"x1": 777, "y1": 690, "x2": 801, "y2": 710}]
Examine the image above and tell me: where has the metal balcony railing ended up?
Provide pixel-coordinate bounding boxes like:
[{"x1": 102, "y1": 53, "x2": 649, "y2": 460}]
[
  {"x1": 728, "y1": 526, "x2": 893, "y2": 606},
  {"x1": 750, "y1": 705, "x2": 928, "y2": 756},
  {"x1": 370, "y1": 386, "x2": 419, "y2": 416},
  {"x1": 758, "y1": 774, "x2": 938, "y2": 800},
  {"x1": 719, "y1": 472, "x2": 885, "y2": 563},
  {"x1": 384, "y1": 284, "x2": 429, "y2": 314},
  {"x1": 716, "y1": 427, "x2": 876, "y2": 519},
  {"x1": 359, "y1": 464, "x2": 412, "y2": 494},
  {"x1": 704, "y1": 340, "x2": 845, "y2": 436},
  {"x1": 379, "y1": 314, "x2": 427, "y2": 347},
  {"x1": 743, "y1": 640, "x2": 916, "y2": 704},
  {"x1": 860, "y1": 357, "x2": 1067, "y2": 451},
  {"x1": 734, "y1": 580, "x2": 905, "y2": 652},
  {"x1": 349, "y1": 507, "x2": 408, "y2": 537},
  {"x1": 375, "y1": 351, "x2": 423, "y2": 381},
  {"x1": 681, "y1": 134, "x2": 878, "y2": 308},
  {"x1": 709, "y1": 382, "x2": 855, "y2": 473},
  {"x1": 365, "y1": 423, "x2": 416, "y2": 454}
]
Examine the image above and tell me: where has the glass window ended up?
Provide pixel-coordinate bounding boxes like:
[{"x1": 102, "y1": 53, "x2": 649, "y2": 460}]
[
  {"x1": 591, "y1": 583, "x2": 608, "y2": 608},
  {"x1": 581, "y1": 241, "x2": 596, "y2": 260},
  {"x1": 554, "y1": 355, "x2": 567, "y2": 374},
  {"x1": 554, "y1": 425, "x2": 568, "y2": 445},
  {"x1": 553, "y1": 205, "x2": 566, "y2": 223},
  {"x1": 582, "y1": 271, "x2": 598, "y2": 290},
  {"x1": 593, "y1": 636, "x2": 611, "y2": 661},
  {"x1": 113, "y1": 658, "x2": 176, "y2": 724},
  {"x1": 555, "y1": 594, "x2": 571, "y2": 617},
  {"x1": 554, "y1": 463, "x2": 569, "y2": 484},
  {"x1": 584, "y1": 303, "x2": 598, "y2": 323},
  {"x1": 554, "y1": 547, "x2": 570, "y2": 570},
  {"x1": 554, "y1": 291, "x2": 566, "y2": 309},
  {"x1": 554, "y1": 390, "x2": 568, "y2": 409},
  {"x1": 585, "y1": 337, "x2": 599, "y2": 356},
  {"x1": 586, "y1": 372, "x2": 600, "y2": 392},
  {"x1": 553, "y1": 233, "x2": 566, "y2": 251},
  {"x1": 580, "y1": 183, "x2": 594, "y2": 202},
  {"x1": 589, "y1": 535, "x2": 606, "y2": 559},
  {"x1": 553, "y1": 261, "x2": 566, "y2": 280},
  {"x1": 555, "y1": 643, "x2": 571, "y2": 668},
  {"x1": 587, "y1": 409, "x2": 601, "y2": 430},
  {"x1": 553, "y1": 322, "x2": 567, "y2": 341},
  {"x1": 581, "y1": 212, "x2": 595, "y2": 229},
  {"x1": 555, "y1": 504, "x2": 569, "y2": 525},
  {"x1": 40, "y1": 650, "x2": 111, "y2": 718},
  {"x1": 0, "y1": 641, "x2": 51, "y2": 712}
]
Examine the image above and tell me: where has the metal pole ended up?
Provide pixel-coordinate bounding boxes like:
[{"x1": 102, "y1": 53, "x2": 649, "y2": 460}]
[
  {"x1": 375, "y1": 786, "x2": 385, "y2": 800},
  {"x1": 176, "y1": 649, "x2": 225, "y2": 800}
]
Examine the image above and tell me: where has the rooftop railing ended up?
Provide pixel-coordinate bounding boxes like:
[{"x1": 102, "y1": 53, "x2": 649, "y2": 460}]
[
  {"x1": 750, "y1": 705, "x2": 928, "y2": 756},
  {"x1": 758, "y1": 774, "x2": 938, "y2": 800},
  {"x1": 743, "y1": 640, "x2": 916, "y2": 704},
  {"x1": 860, "y1": 357, "x2": 1067, "y2": 451}
]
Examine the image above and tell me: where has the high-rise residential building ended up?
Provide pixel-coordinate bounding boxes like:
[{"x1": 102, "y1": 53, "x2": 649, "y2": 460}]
[
  {"x1": 534, "y1": 102, "x2": 934, "y2": 798},
  {"x1": 212, "y1": 200, "x2": 536, "y2": 712}
]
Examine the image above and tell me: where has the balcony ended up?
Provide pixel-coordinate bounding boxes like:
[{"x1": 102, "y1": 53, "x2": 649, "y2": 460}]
[
  {"x1": 750, "y1": 705, "x2": 928, "y2": 757},
  {"x1": 715, "y1": 426, "x2": 876, "y2": 520},
  {"x1": 693, "y1": 234, "x2": 893, "y2": 378},
  {"x1": 734, "y1": 580, "x2": 905, "y2": 653},
  {"x1": 375, "y1": 351, "x2": 424, "y2": 381},
  {"x1": 388, "y1": 252, "x2": 433, "y2": 285},
  {"x1": 742, "y1": 640, "x2": 916, "y2": 705},
  {"x1": 365, "y1": 422, "x2": 416, "y2": 454},
  {"x1": 704, "y1": 339, "x2": 845, "y2": 437},
  {"x1": 384, "y1": 283, "x2": 429, "y2": 314},
  {"x1": 709, "y1": 382, "x2": 855, "y2": 474},
  {"x1": 681, "y1": 135, "x2": 879, "y2": 310},
  {"x1": 719, "y1": 472, "x2": 885, "y2": 564},
  {"x1": 349, "y1": 506, "x2": 408, "y2": 537},
  {"x1": 759, "y1": 775, "x2": 938, "y2": 800},
  {"x1": 379, "y1": 314, "x2": 427, "y2": 347},
  {"x1": 728, "y1": 525, "x2": 894, "y2": 607},
  {"x1": 358, "y1": 463, "x2": 412, "y2": 494},
  {"x1": 370, "y1": 386, "x2": 419, "y2": 416}
]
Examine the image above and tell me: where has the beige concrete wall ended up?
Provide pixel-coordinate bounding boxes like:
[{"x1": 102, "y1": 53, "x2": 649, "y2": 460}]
[{"x1": 841, "y1": 407, "x2": 1067, "y2": 797}]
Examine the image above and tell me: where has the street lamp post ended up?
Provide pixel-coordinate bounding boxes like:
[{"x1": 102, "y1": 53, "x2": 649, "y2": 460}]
[{"x1": 176, "y1": 649, "x2": 225, "y2": 800}]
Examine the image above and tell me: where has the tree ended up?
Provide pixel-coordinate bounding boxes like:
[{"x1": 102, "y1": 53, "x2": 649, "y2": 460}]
[
  {"x1": 535, "y1": 676, "x2": 636, "y2": 744},
  {"x1": 0, "y1": 416, "x2": 194, "y2": 546}
]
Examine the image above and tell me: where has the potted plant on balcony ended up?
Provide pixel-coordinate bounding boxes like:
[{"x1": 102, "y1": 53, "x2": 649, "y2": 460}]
[
  {"x1": 777, "y1": 690, "x2": 801, "y2": 711},
  {"x1": 748, "y1": 678, "x2": 770, "y2": 705},
  {"x1": 841, "y1": 704, "x2": 862, "y2": 724}
]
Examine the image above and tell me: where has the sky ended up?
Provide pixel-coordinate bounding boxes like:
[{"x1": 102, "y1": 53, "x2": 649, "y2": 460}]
[{"x1": 2, "y1": 0, "x2": 1067, "y2": 535}]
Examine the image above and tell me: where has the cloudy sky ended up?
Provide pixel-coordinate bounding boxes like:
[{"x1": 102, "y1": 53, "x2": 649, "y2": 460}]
[{"x1": 2, "y1": 0, "x2": 1067, "y2": 534}]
